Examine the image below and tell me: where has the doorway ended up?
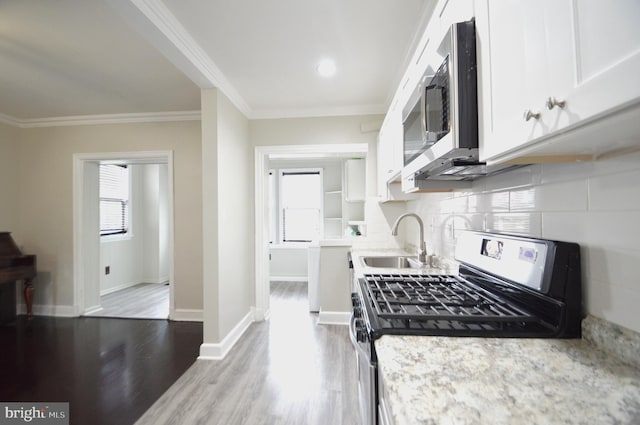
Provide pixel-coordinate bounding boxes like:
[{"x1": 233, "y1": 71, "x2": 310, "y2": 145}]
[
  {"x1": 73, "y1": 151, "x2": 175, "y2": 320},
  {"x1": 253, "y1": 144, "x2": 368, "y2": 320}
]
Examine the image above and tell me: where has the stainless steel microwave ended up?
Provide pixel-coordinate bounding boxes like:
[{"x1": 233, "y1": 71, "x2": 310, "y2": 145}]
[{"x1": 401, "y1": 19, "x2": 482, "y2": 189}]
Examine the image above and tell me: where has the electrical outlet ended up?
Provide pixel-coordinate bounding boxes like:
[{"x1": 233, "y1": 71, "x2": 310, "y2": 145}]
[{"x1": 105, "y1": 266, "x2": 110, "y2": 275}]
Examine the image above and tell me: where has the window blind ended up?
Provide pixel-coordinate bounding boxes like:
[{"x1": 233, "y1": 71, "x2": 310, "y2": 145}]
[{"x1": 99, "y1": 164, "x2": 129, "y2": 236}]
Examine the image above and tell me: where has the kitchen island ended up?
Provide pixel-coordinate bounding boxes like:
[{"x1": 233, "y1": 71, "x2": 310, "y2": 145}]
[{"x1": 376, "y1": 315, "x2": 640, "y2": 425}]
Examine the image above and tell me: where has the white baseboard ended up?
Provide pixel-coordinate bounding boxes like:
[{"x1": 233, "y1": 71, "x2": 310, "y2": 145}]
[
  {"x1": 318, "y1": 311, "x2": 351, "y2": 325},
  {"x1": 100, "y1": 281, "x2": 141, "y2": 296},
  {"x1": 142, "y1": 277, "x2": 170, "y2": 285},
  {"x1": 15, "y1": 303, "x2": 203, "y2": 322},
  {"x1": 83, "y1": 305, "x2": 104, "y2": 315},
  {"x1": 269, "y1": 276, "x2": 308, "y2": 282},
  {"x1": 172, "y1": 309, "x2": 203, "y2": 322},
  {"x1": 252, "y1": 307, "x2": 270, "y2": 321},
  {"x1": 198, "y1": 310, "x2": 254, "y2": 360},
  {"x1": 17, "y1": 304, "x2": 78, "y2": 317}
]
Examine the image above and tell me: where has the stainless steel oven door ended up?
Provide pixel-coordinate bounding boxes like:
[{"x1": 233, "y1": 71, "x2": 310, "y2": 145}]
[{"x1": 349, "y1": 314, "x2": 377, "y2": 425}]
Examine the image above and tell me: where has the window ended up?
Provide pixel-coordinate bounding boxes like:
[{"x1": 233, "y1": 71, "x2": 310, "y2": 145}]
[
  {"x1": 99, "y1": 164, "x2": 130, "y2": 236},
  {"x1": 279, "y1": 169, "x2": 322, "y2": 243}
]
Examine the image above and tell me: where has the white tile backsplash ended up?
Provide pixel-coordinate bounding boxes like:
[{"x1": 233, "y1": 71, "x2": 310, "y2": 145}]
[
  {"x1": 583, "y1": 246, "x2": 640, "y2": 293},
  {"x1": 588, "y1": 169, "x2": 640, "y2": 211},
  {"x1": 468, "y1": 191, "x2": 509, "y2": 213},
  {"x1": 440, "y1": 194, "x2": 468, "y2": 214},
  {"x1": 587, "y1": 280, "x2": 640, "y2": 335},
  {"x1": 487, "y1": 212, "x2": 542, "y2": 236},
  {"x1": 400, "y1": 151, "x2": 640, "y2": 333},
  {"x1": 567, "y1": 211, "x2": 640, "y2": 250},
  {"x1": 510, "y1": 180, "x2": 588, "y2": 212}
]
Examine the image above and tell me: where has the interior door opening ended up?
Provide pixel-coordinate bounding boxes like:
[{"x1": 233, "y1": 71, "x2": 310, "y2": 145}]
[
  {"x1": 73, "y1": 152, "x2": 175, "y2": 321},
  {"x1": 254, "y1": 145, "x2": 368, "y2": 321}
]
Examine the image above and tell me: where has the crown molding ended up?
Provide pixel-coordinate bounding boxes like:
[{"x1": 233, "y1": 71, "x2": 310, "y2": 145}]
[
  {"x1": 123, "y1": 0, "x2": 252, "y2": 117},
  {"x1": 0, "y1": 104, "x2": 385, "y2": 129},
  {"x1": 0, "y1": 110, "x2": 201, "y2": 128}
]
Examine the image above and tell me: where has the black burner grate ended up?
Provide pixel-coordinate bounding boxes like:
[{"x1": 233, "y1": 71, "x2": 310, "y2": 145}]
[{"x1": 363, "y1": 274, "x2": 535, "y2": 323}]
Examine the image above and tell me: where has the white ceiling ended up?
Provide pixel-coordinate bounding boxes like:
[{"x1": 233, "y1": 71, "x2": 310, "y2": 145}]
[
  {"x1": 0, "y1": 0, "x2": 434, "y2": 124},
  {"x1": 0, "y1": 0, "x2": 201, "y2": 122}
]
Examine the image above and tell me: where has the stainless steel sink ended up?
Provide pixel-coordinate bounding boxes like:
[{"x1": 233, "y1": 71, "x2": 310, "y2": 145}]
[{"x1": 361, "y1": 256, "x2": 422, "y2": 269}]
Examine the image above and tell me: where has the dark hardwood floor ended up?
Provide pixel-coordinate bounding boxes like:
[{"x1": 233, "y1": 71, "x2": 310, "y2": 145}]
[{"x1": 0, "y1": 316, "x2": 202, "y2": 425}]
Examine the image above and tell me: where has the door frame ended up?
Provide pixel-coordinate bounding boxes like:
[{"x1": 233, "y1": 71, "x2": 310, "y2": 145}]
[
  {"x1": 72, "y1": 150, "x2": 175, "y2": 319},
  {"x1": 253, "y1": 144, "x2": 367, "y2": 321}
]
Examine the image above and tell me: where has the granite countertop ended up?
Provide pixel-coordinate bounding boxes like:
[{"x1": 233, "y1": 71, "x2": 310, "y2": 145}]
[{"x1": 376, "y1": 316, "x2": 640, "y2": 425}]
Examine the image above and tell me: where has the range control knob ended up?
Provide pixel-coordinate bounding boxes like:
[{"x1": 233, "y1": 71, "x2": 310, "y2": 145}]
[
  {"x1": 354, "y1": 319, "x2": 368, "y2": 343},
  {"x1": 350, "y1": 293, "x2": 360, "y2": 307},
  {"x1": 353, "y1": 306, "x2": 362, "y2": 318}
]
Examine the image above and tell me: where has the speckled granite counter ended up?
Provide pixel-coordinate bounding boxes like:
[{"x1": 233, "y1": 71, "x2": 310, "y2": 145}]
[{"x1": 376, "y1": 315, "x2": 640, "y2": 425}]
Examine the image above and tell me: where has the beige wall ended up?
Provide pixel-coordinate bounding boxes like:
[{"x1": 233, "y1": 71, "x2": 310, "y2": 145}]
[
  {"x1": 7, "y1": 113, "x2": 382, "y2": 342},
  {"x1": 0, "y1": 123, "x2": 20, "y2": 234},
  {"x1": 201, "y1": 88, "x2": 253, "y2": 344},
  {"x1": 16, "y1": 121, "x2": 202, "y2": 312},
  {"x1": 250, "y1": 115, "x2": 382, "y2": 148},
  {"x1": 217, "y1": 93, "x2": 253, "y2": 337}
]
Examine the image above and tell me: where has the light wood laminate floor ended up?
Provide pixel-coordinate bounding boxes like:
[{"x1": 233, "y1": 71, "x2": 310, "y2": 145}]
[
  {"x1": 86, "y1": 282, "x2": 169, "y2": 319},
  {"x1": 135, "y1": 281, "x2": 360, "y2": 425}
]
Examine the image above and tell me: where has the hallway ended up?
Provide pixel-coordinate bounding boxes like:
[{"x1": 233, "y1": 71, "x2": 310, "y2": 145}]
[{"x1": 135, "y1": 281, "x2": 359, "y2": 425}]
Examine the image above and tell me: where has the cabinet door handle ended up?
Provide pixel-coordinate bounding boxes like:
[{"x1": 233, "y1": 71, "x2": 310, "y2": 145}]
[
  {"x1": 523, "y1": 110, "x2": 541, "y2": 121},
  {"x1": 545, "y1": 96, "x2": 566, "y2": 110}
]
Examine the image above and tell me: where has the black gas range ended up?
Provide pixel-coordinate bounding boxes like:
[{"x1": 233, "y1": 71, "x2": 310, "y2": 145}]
[{"x1": 349, "y1": 231, "x2": 583, "y2": 425}]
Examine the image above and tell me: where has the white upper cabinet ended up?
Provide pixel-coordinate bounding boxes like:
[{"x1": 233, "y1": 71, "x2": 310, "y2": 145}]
[
  {"x1": 476, "y1": 0, "x2": 640, "y2": 163},
  {"x1": 378, "y1": 110, "x2": 403, "y2": 187},
  {"x1": 376, "y1": 108, "x2": 403, "y2": 199},
  {"x1": 567, "y1": 1, "x2": 640, "y2": 122}
]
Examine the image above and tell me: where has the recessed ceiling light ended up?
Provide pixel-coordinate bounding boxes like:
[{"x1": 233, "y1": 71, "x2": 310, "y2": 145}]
[{"x1": 316, "y1": 59, "x2": 337, "y2": 78}]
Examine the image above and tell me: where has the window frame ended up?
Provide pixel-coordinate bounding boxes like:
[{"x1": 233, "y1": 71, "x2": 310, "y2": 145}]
[
  {"x1": 277, "y1": 168, "x2": 323, "y2": 244},
  {"x1": 268, "y1": 170, "x2": 277, "y2": 244}
]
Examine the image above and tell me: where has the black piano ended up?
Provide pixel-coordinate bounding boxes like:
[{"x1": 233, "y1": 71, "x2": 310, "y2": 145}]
[{"x1": 0, "y1": 232, "x2": 37, "y2": 324}]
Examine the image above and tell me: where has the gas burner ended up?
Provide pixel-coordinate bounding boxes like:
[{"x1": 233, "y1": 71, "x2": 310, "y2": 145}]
[
  {"x1": 354, "y1": 231, "x2": 582, "y2": 339},
  {"x1": 364, "y1": 273, "x2": 535, "y2": 324}
]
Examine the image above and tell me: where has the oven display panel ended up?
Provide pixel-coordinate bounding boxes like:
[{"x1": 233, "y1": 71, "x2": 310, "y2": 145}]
[
  {"x1": 481, "y1": 239, "x2": 539, "y2": 265},
  {"x1": 481, "y1": 239, "x2": 504, "y2": 260}
]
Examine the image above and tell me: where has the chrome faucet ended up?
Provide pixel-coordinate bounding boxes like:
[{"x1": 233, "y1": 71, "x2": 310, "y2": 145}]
[{"x1": 391, "y1": 213, "x2": 427, "y2": 264}]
